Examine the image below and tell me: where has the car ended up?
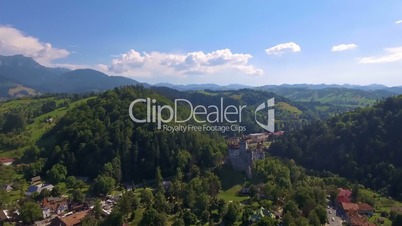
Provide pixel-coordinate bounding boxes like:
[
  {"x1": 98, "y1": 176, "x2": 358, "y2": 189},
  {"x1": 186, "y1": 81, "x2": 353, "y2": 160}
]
[
  {"x1": 329, "y1": 210, "x2": 332, "y2": 214},
  {"x1": 331, "y1": 217, "x2": 335, "y2": 221},
  {"x1": 327, "y1": 205, "x2": 330, "y2": 209}
]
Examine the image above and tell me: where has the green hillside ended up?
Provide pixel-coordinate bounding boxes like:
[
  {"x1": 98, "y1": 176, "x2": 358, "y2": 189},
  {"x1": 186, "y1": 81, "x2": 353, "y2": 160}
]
[{"x1": 0, "y1": 95, "x2": 95, "y2": 158}]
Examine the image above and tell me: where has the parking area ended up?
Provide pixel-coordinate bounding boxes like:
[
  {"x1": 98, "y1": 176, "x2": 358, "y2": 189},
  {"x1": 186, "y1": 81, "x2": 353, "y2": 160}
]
[{"x1": 325, "y1": 205, "x2": 344, "y2": 226}]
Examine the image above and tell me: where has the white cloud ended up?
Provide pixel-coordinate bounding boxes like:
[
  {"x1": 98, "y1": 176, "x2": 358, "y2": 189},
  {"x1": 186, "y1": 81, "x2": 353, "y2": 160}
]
[
  {"x1": 265, "y1": 42, "x2": 301, "y2": 56},
  {"x1": 395, "y1": 20, "x2": 402, "y2": 24},
  {"x1": 107, "y1": 48, "x2": 263, "y2": 77},
  {"x1": 0, "y1": 25, "x2": 69, "y2": 65},
  {"x1": 358, "y1": 47, "x2": 402, "y2": 64},
  {"x1": 331, "y1": 43, "x2": 357, "y2": 52}
]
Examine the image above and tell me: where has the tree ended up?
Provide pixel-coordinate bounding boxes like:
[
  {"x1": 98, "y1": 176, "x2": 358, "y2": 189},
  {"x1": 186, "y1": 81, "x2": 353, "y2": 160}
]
[
  {"x1": 155, "y1": 167, "x2": 165, "y2": 193},
  {"x1": 47, "y1": 164, "x2": 68, "y2": 184},
  {"x1": 51, "y1": 184, "x2": 65, "y2": 196},
  {"x1": 102, "y1": 158, "x2": 122, "y2": 184},
  {"x1": 94, "y1": 199, "x2": 102, "y2": 219},
  {"x1": 20, "y1": 201, "x2": 42, "y2": 224},
  {"x1": 314, "y1": 206, "x2": 327, "y2": 224},
  {"x1": 200, "y1": 210, "x2": 210, "y2": 223},
  {"x1": 0, "y1": 189, "x2": 8, "y2": 208},
  {"x1": 39, "y1": 188, "x2": 51, "y2": 200},
  {"x1": 282, "y1": 212, "x2": 296, "y2": 226},
  {"x1": 3, "y1": 112, "x2": 26, "y2": 133},
  {"x1": 154, "y1": 191, "x2": 170, "y2": 213},
  {"x1": 223, "y1": 201, "x2": 241, "y2": 225},
  {"x1": 117, "y1": 190, "x2": 139, "y2": 216},
  {"x1": 393, "y1": 214, "x2": 402, "y2": 226},
  {"x1": 203, "y1": 171, "x2": 221, "y2": 197},
  {"x1": 111, "y1": 157, "x2": 122, "y2": 183},
  {"x1": 256, "y1": 217, "x2": 276, "y2": 226},
  {"x1": 183, "y1": 185, "x2": 196, "y2": 208},
  {"x1": 140, "y1": 189, "x2": 154, "y2": 208},
  {"x1": 352, "y1": 183, "x2": 360, "y2": 202},
  {"x1": 284, "y1": 200, "x2": 299, "y2": 218},
  {"x1": 66, "y1": 176, "x2": 78, "y2": 188},
  {"x1": 41, "y1": 101, "x2": 57, "y2": 113},
  {"x1": 182, "y1": 209, "x2": 198, "y2": 225},
  {"x1": 72, "y1": 189, "x2": 85, "y2": 203},
  {"x1": 308, "y1": 211, "x2": 321, "y2": 226},
  {"x1": 172, "y1": 216, "x2": 185, "y2": 226},
  {"x1": 217, "y1": 199, "x2": 227, "y2": 219},
  {"x1": 102, "y1": 212, "x2": 123, "y2": 226},
  {"x1": 194, "y1": 193, "x2": 210, "y2": 214},
  {"x1": 81, "y1": 215, "x2": 100, "y2": 226},
  {"x1": 241, "y1": 207, "x2": 253, "y2": 226},
  {"x1": 92, "y1": 175, "x2": 115, "y2": 196},
  {"x1": 139, "y1": 208, "x2": 167, "y2": 226}
]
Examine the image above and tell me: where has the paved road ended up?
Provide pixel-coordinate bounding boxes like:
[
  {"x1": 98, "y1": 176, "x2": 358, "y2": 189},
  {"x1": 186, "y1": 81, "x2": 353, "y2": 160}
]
[{"x1": 325, "y1": 206, "x2": 344, "y2": 226}]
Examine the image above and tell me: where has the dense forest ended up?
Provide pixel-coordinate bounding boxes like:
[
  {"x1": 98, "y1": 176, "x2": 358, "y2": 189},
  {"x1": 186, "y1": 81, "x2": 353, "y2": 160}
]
[
  {"x1": 40, "y1": 86, "x2": 228, "y2": 182},
  {"x1": 270, "y1": 95, "x2": 402, "y2": 200}
]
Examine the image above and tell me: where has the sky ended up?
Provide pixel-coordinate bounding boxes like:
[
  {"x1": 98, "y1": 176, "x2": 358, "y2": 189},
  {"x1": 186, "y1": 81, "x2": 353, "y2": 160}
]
[{"x1": 0, "y1": 0, "x2": 402, "y2": 86}]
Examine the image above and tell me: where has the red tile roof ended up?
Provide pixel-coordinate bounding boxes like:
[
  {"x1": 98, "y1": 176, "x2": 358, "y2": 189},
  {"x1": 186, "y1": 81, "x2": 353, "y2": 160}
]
[
  {"x1": 337, "y1": 188, "x2": 352, "y2": 203},
  {"x1": 342, "y1": 202, "x2": 358, "y2": 212},
  {"x1": 348, "y1": 212, "x2": 375, "y2": 226},
  {"x1": 358, "y1": 203, "x2": 374, "y2": 212},
  {"x1": 0, "y1": 158, "x2": 15, "y2": 164},
  {"x1": 58, "y1": 210, "x2": 89, "y2": 226}
]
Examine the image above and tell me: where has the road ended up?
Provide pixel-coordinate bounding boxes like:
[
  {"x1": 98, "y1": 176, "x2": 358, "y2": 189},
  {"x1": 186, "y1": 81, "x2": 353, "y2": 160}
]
[{"x1": 325, "y1": 205, "x2": 344, "y2": 226}]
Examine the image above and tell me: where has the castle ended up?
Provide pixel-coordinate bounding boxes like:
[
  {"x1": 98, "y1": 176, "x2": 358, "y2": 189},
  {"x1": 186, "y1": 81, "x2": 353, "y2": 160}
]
[{"x1": 227, "y1": 133, "x2": 268, "y2": 178}]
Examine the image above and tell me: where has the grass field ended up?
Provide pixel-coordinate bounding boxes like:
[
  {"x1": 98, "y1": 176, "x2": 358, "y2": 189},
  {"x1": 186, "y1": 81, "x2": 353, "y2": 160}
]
[
  {"x1": 360, "y1": 188, "x2": 402, "y2": 226},
  {"x1": 215, "y1": 164, "x2": 250, "y2": 203}
]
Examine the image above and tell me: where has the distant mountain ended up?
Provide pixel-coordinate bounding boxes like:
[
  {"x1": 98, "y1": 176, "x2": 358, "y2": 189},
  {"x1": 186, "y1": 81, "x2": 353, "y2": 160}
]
[
  {"x1": 0, "y1": 55, "x2": 142, "y2": 98},
  {"x1": 1, "y1": 54, "x2": 402, "y2": 103},
  {"x1": 259, "y1": 83, "x2": 402, "y2": 93},
  {"x1": 42, "y1": 69, "x2": 140, "y2": 93},
  {"x1": 0, "y1": 55, "x2": 67, "y2": 88},
  {"x1": 154, "y1": 83, "x2": 252, "y2": 91},
  {"x1": 259, "y1": 86, "x2": 395, "y2": 106}
]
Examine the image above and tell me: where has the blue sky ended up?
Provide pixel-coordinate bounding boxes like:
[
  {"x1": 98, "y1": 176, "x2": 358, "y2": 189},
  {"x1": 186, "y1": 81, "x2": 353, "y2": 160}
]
[{"x1": 1, "y1": 0, "x2": 402, "y2": 86}]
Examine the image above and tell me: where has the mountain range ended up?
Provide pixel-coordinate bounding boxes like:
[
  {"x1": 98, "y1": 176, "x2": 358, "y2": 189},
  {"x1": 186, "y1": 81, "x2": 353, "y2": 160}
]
[
  {"x1": 0, "y1": 55, "x2": 141, "y2": 98},
  {"x1": 1, "y1": 54, "x2": 402, "y2": 100}
]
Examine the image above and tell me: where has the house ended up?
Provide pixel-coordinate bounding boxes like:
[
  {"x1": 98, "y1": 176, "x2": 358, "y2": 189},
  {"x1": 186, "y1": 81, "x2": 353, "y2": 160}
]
[
  {"x1": 0, "y1": 158, "x2": 15, "y2": 166},
  {"x1": 49, "y1": 210, "x2": 89, "y2": 226},
  {"x1": 0, "y1": 210, "x2": 10, "y2": 222},
  {"x1": 31, "y1": 176, "x2": 42, "y2": 185},
  {"x1": 337, "y1": 188, "x2": 352, "y2": 204},
  {"x1": 358, "y1": 203, "x2": 374, "y2": 216},
  {"x1": 241, "y1": 186, "x2": 251, "y2": 195},
  {"x1": 26, "y1": 184, "x2": 41, "y2": 196},
  {"x1": 3, "y1": 183, "x2": 13, "y2": 192},
  {"x1": 249, "y1": 207, "x2": 275, "y2": 223},
  {"x1": 341, "y1": 202, "x2": 359, "y2": 213},
  {"x1": 68, "y1": 202, "x2": 89, "y2": 213},
  {"x1": 25, "y1": 184, "x2": 54, "y2": 196},
  {"x1": 41, "y1": 197, "x2": 68, "y2": 218},
  {"x1": 347, "y1": 211, "x2": 375, "y2": 226}
]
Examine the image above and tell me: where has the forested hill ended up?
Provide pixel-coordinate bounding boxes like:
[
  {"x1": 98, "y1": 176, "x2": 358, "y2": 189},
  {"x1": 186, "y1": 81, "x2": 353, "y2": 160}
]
[
  {"x1": 41, "y1": 86, "x2": 227, "y2": 182},
  {"x1": 270, "y1": 95, "x2": 402, "y2": 200},
  {"x1": 37, "y1": 86, "x2": 315, "y2": 183}
]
